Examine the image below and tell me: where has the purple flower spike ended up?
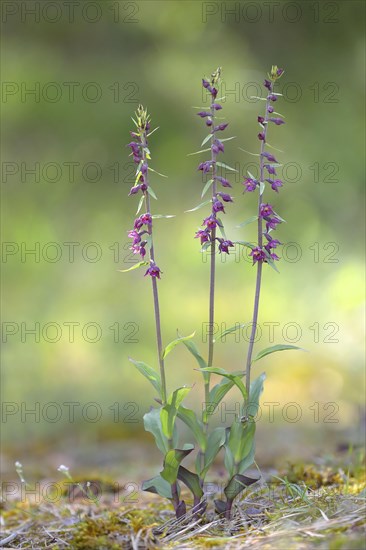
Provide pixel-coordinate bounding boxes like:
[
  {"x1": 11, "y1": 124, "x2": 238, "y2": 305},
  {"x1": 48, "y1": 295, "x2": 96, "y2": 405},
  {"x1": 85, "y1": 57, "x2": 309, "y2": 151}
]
[
  {"x1": 144, "y1": 264, "x2": 161, "y2": 279},
  {"x1": 215, "y1": 176, "x2": 232, "y2": 188},
  {"x1": 217, "y1": 192, "x2": 233, "y2": 202},
  {"x1": 261, "y1": 151, "x2": 278, "y2": 163},
  {"x1": 243, "y1": 178, "x2": 258, "y2": 192},
  {"x1": 218, "y1": 239, "x2": 234, "y2": 254},
  {"x1": 250, "y1": 247, "x2": 266, "y2": 264}
]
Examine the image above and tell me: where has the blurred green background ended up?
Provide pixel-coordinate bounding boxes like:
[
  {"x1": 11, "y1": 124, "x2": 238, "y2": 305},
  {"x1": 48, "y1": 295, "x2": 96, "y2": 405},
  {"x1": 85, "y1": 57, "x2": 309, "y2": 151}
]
[{"x1": 1, "y1": 0, "x2": 365, "y2": 473}]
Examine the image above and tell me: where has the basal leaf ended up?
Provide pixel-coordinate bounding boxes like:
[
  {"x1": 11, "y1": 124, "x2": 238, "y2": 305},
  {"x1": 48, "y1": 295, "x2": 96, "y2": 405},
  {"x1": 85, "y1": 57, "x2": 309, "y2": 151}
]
[
  {"x1": 226, "y1": 419, "x2": 256, "y2": 466},
  {"x1": 143, "y1": 407, "x2": 169, "y2": 455},
  {"x1": 200, "y1": 427, "x2": 226, "y2": 478},
  {"x1": 142, "y1": 474, "x2": 173, "y2": 499},
  {"x1": 224, "y1": 473, "x2": 260, "y2": 500},
  {"x1": 129, "y1": 358, "x2": 161, "y2": 396},
  {"x1": 162, "y1": 332, "x2": 195, "y2": 360},
  {"x1": 177, "y1": 466, "x2": 204, "y2": 500},
  {"x1": 160, "y1": 445, "x2": 194, "y2": 484}
]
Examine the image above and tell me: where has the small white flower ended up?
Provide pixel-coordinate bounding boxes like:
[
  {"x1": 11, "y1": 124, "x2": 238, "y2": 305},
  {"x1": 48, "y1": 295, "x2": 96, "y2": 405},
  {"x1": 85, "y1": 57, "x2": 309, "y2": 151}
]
[{"x1": 57, "y1": 464, "x2": 69, "y2": 473}]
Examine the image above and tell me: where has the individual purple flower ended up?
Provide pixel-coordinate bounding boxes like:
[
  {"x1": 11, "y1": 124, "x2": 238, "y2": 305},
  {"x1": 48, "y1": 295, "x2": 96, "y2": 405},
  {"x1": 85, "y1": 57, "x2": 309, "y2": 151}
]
[
  {"x1": 276, "y1": 68, "x2": 284, "y2": 77},
  {"x1": 265, "y1": 238, "x2": 281, "y2": 249},
  {"x1": 195, "y1": 229, "x2": 211, "y2": 244},
  {"x1": 218, "y1": 239, "x2": 234, "y2": 254},
  {"x1": 128, "y1": 229, "x2": 141, "y2": 244},
  {"x1": 261, "y1": 151, "x2": 278, "y2": 163},
  {"x1": 212, "y1": 199, "x2": 225, "y2": 213},
  {"x1": 212, "y1": 139, "x2": 224, "y2": 154},
  {"x1": 210, "y1": 86, "x2": 218, "y2": 98},
  {"x1": 259, "y1": 203, "x2": 274, "y2": 218},
  {"x1": 269, "y1": 179, "x2": 283, "y2": 192},
  {"x1": 266, "y1": 217, "x2": 282, "y2": 231},
  {"x1": 250, "y1": 247, "x2": 266, "y2": 264},
  {"x1": 264, "y1": 164, "x2": 277, "y2": 175},
  {"x1": 267, "y1": 106, "x2": 274, "y2": 114},
  {"x1": 203, "y1": 215, "x2": 219, "y2": 230},
  {"x1": 144, "y1": 263, "x2": 161, "y2": 279},
  {"x1": 197, "y1": 111, "x2": 212, "y2": 118},
  {"x1": 198, "y1": 161, "x2": 213, "y2": 173},
  {"x1": 140, "y1": 213, "x2": 152, "y2": 225},
  {"x1": 264, "y1": 79, "x2": 272, "y2": 90},
  {"x1": 206, "y1": 118, "x2": 213, "y2": 127},
  {"x1": 212, "y1": 103, "x2": 222, "y2": 110},
  {"x1": 258, "y1": 116, "x2": 265, "y2": 124},
  {"x1": 202, "y1": 78, "x2": 210, "y2": 89},
  {"x1": 243, "y1": 178, "x2": 258, "y2": 192},
  {"x1": 217, "y1": 192, "x2": 233, "y2": 202},
  {"x1": 139, "y1": 245, "x2": 147, "y2": 258},
  {"x1": 141, "y1": 162, "x2": 148, "y2": 175},
  {"x1": 214, "y1": 176, "x2": 232, "y2": 188},
  {"x1": 258, "y1": 132, "x2": 265, "y2": 141},
  {"x1": 268, "y1": 94, "x2": 277, "y2": 101},
  {"x1": 214, "y1": 123, "x2": 229, "y2": 132},
  {"x1": 269, "y1": 117, "x2": 285, "y2": 125},
  {"x1": 134, "y1": 217, "x2": 144, "y2": 230},
  {"x1": 129, "y1": 185, "x2": 141, "y2": 195}
]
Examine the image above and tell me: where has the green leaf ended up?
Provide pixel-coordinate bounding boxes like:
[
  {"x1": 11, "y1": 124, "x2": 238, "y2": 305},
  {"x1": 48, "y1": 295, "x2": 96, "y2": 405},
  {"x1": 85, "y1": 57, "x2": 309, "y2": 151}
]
[
  {"x1": 178, "y1": 466, "x2": 203, "y2": 499},
  {"x1": 142, "y1": 475, "x2": 173, "y2": 499},
  {"x1": 220, "y1": 136, "x2": 236, "y2": 143},
  {"x1": 201, "y1": 179, "x2": 214, "y2": 198},
  {"x1": 129, "y1": 358, "x2": 161, "y2": 396},
  {"x1": 143, "y1": 407, "x2": 170, "y2": 455},
  {"x1": 180, "y1": 338, "x2": 209, "y2": 383},
  {"x1": 235, "y1": 241, "x2": 255, "y2": 249},
  {"x1": 201, "y1": 241, "x2": 212, "y2": 253},
  {"x1": 136, "y1": 195, "x2": 145, "y2": 215},
  {"x1": 201, "y1": 367, "x2": 247, "y2": 401},
  {"x1": 238, "y1": 147, "x2": 260, "y2": 157},
  {"x1": 187, "y1": 147, "x2": 212, "y2": 156},
  {"x1": 118, "y1": 261, "x2": 149, "y2": 273},
  {"x1": 200, "y1": 427, "x2": 226, "y2": 478},
  {"x1": 245, "y1": 373, "x2": 266, "y2": 419},
  {"x1": 162, "y1": 332, "x2": 195, "y2": 360},
  {"x1": 216, "y1": 161, "x2": 238, "y2": 172},
  {"x1": 147, "y1": 126, "x2": 159, "y2": 138},
  {"x1": 259, "y1": 181, "x2": 265, "y2": 194},
  {"x1": 219, "y1": 323, "x2": 247, "y2": 339},
  {"x1": 147, "y1": 186, "x2": 158, "y2": 200},
  {"x1": 185, "y1": 199, "x2": 211, "y2": 213},
  {"x1": 226, "y1": 419, "x2": 256, "y2": 466},
  {"x1": 209, "y1": 379, "x2": 235, "y2": 410},
  {"x1": 253, "y1": 345, "x2": 304, "y2": 363},
  {"x1": 236, "y1": 216, "x2": 258, "y2": 228},
  {"x1": 148, "y1": 167, "x2": 168, "y2": 178},
  {"x1": 224, "y1": 473, "x2": 260, "y2": 500},
  {"x1": 161, "y1": 387, "x2": 191, "y2": 440},
  {"x1": 160, "y1": 445, "x2": 194, "y2": 484},
  {"x1": 201, "y1": 134, "x2": 213, "y2": 147},
  {"x1": 177, "y1": 406, "x2": 206, "y2": 451},
  {"x1": 217, "y1": 220, "x2": 226, "y2": 239}
]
